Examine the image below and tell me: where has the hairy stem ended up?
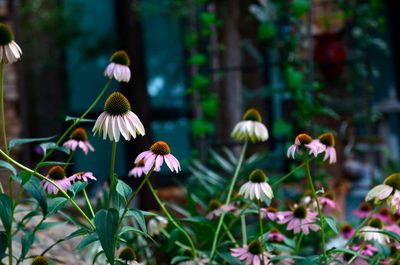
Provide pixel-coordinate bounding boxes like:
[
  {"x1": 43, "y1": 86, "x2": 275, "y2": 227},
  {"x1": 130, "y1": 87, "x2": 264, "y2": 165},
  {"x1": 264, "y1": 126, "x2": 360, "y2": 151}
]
[{"x1": 107, "y1": 141, "x2": 117, "y2": 208}]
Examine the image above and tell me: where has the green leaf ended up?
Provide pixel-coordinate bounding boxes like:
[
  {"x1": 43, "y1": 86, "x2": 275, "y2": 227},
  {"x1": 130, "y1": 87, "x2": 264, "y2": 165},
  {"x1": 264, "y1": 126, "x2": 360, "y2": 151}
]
[
  {"x1": 325, "y1": 216, "x2": 339, "y2": 234},
  {"x1": 191, "y1": 119, "x2": 214, "y2": 137},
  {"x1": 23, "y1": 178, "x2": 48, "y2": 216},
  {"x1": 201, "y1": 94, "x2": 218, "y2": 117},
  {"x1": 94, "y1": 209, "x2": 119, "y2": 264},
  {"x1": 19, "y1": 170, "x2": 32, "y2": 185},
  {"x1": 70, "y1": 181, "x2": 88, "y2": 196},
  {"x1": 127, "y1": 209, "x2": 147, "y2": 233},
  {"x1": 0, "y1": 231, "x2": 7, "y2": 259},
  {"x1": 171, "y1": 256, "x2": 191, "y2": 264},
  {"x1": 258, "y1": 22, "x2": 277, "y2": 40},
  {"x1": 9, "y1": 135, "x2": 56, "y2": 151},
  {"x1": 119, "y1": 226, "x2": 146, "y2": 236},
  {"x1": 272, "y1": 119, "x2": 293, "y2": 137},
  {"x1": 76, "y1": 233, "x2": 98, "y2": 250},
  {"x1": 38, "y1": 221, "x2": 67, "y2": 230},
  {"x1": 0, "y1": 194, "x2": 12, "y2": 232},
  {"x1": 116, "y1": 179, "x2": 132, "y2": 203},
  {"x1": 36, "y1": 161, "x2": 72, "y2": 169},
  {"x1": 188, "y1": 54, "x2": 207, "y2": 66},
  {"x1": 20, "y1": 232, "x2": 34, "y2": 261},
  {"x1": 0, "y1": 160, "x2": 17, "y2": 177},
  {"x1": 40, "y1": 142, "x2": 71, "y2": 156},
  {"x1": 65, "y1": 116, "x2": 95, "y2": 123},
  {"x1": 47, "y1": 197, "x2": 68, "y2": 216},
  {"x1": 218, "y1": 251, "x2": 242, "y2": 264}
]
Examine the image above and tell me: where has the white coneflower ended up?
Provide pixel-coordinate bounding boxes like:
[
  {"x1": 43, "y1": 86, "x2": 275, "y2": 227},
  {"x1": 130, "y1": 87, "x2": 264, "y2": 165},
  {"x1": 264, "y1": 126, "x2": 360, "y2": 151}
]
[
  {"x1": 147, "y1": 215, "x2": 168, "y2": 236},
  {"x1": 63, "y1": 127, "x2": 95, "y2": 155},
  {"x1": 0, "y1": 23, "x2": 22, "y2": 64},
  {"x1": 366, "y1": 174, "x2": 400, "y2": 214},
  {"x1": 239, "y1": 169, "x2": 273, "y2": 201},
  {"x1": 30, "y1": 256, "x2": 50, "y2": 265},
  {"x1": 104, "y1": 50, "x2": 131, "y2": 82},
  {"x1": 41, "y1": 166, "x2": 71, "y2": 195},
  {"x1": 135, "y1": 141, "x2": 180, "y2": 173},
  {"x1": 92, "y1": 92, "x2": 145, "y2": 142},
  {"x1": 359, "y1": 217, "x2": 390, "y2": 245},
  {"x1": 118, "y1": 247, "x2": 144, "y2": 265},
  {"x1": 231, "y1": 108, "x2": 269, "y2": 142}
]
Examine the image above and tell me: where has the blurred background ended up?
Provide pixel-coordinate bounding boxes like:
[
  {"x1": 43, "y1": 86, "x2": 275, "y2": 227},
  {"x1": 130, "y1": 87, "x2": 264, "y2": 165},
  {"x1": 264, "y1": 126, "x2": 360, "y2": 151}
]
[{"x1": 0, "y1": 0, "x2": 399, "y2": 218}]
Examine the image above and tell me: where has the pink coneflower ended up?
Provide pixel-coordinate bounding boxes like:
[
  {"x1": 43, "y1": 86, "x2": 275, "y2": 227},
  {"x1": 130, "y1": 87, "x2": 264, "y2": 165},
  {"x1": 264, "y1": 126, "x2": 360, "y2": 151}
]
[
  {"x1": 135, "y1": 141, "x2": 180, "y2": 173},
  {"x1": 206, "y1": 199, "x2": 235, "y2": 220},
  {"x1": 359, "y1": 217, "x2": 390, "y2": 244},
  {"x1": 238, "y1": 169, "x2": 273, "y2": 201},
  {"x1": 278, "y1": 205, "x2": 320, "y2": 235},
  {"x1": 354, "y1": 202, "x2": 373, "y2": 218},
  {"x1": 271, "y1": 250, "x2": 294, "y2": 265},
  {"x1": 0, "y1": 23, "x2": 22, "y2": 64},
  {"x1": 92, "y1": 92, "x2": 145, "y2": 142},
  {"x1": 104, "y1": 50, "x2": 131, "y2": 82},
  {"x1": 261, "y1": 207, "x2": 284, "y2": 221},
  {"x1": 63, "y1": 128, "x2": 95, "y2": 155},
  {"x1": 374, "y1": 208, "x2": 394, "y2": 224},
  {"x1": 341, "y1": 224, "x2": 355, "y2": 239},
  {"x1": 287, "y1": 133, "x2": 325, "y2": 159},
  {"x1": 331, "y1": 253, "x2": 369, "y2": 265},
  {"x1": 351, "y1": 243, "x2": 378, "y2": 257},
  {"x1": 128, "y1": 159, "x2": 146, "y2": 178},
  {"x1": 386, "y1": 221, "x2": 400, "y2": 235},
  {"x1": 268, "y1": 228, "x2": 285, "y2": 242},
  {"x1": 231, "y1": 108, "x2": 269, "y2": 143},
  {"x1": 230, "y1": 240, "x2": 273, "y2": 265},
  {"x1": 318, "y1": 191, "x2": 337, "y2": 210},
  {"x1": 41, "y1": 166, "x2": 71, "y2": 195},
  {"x1": 318, "y1": 133, "x2": 337, "y2": 164},
  {"x1": 69, "y1": 172, "x2": 97, "y2": 183}
]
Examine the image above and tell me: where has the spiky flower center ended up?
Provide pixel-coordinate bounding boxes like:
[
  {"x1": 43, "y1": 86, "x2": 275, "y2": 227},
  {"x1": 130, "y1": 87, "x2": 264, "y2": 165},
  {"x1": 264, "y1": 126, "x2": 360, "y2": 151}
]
[
  {"x1": 267, "y1": 207, "x2": 277, "y2": 213},
  {"x1": 360, "y1": 202, "x2": 373, "y2": 212},
  {"x1": 208, "y1": 199, "x2": 222, "y2": 211},
  {"x1": 296, "y1": 133, "x2": 312, "y2": 145},
  {"x1": 70, "y1": 127, "x2": 88, "y2": 141},
  {"x1": 247, "y1": 240, "x2": 263, "y2": 255},
  {"x1": 341, "y1": 224, "x2": 353, "y2": 233},
  {"x1": 111, "y1": 50, "x2": 130, "y2": 66},
  {"x1": 368, "y1": 218, "x2": 383, "y2": 229},
  {"x1": 48, "y1": 166, "x2": 66, "y2": 180},
  {"x1": 150, "y1": 141, "x2": 171, "y2": 155},
  {"x1": 384, "y1": 173, "x2": 400, "y2": 190},
  {"x1": 318, "y1": 133, "x2": 335, "y2": 147},
  {"x1": 104, "y1": 92, "x2": 131, "y2": 115},
  {"x1": 269, "y1": 227, "x2": 279, "y2": 234},
  {"x1": 293, "y1": 205, "x2": 307, "y2": 219},
  {"x1": 119, "y1": 247, "x2": 136, "y2": 261},
  {"x1": 249, "y1": 169, "x2": 267, "y2": 183},
  {"x1": 135, "y1": 159, "x2": 145, "y2": 167},
  {"x1": 379, "y1": 208, "x2": 390, "y2": 216},
  {"x1": 242, "y1": 108, "x2": 262, "y2": 122},
  {"x1": 30, "y1": 256, "x2": 50, "y2": 265},
  {"x1": 0, "y1": 24, "x2": 14, "y2": 45}
]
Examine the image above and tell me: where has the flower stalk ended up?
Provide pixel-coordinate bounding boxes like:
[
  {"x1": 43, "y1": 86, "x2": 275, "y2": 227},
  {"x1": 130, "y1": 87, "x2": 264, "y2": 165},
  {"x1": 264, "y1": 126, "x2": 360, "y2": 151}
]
[
  {"x1": 210, "y1": 140, "x2": 248, "y2": 260},
  {"x1": 107, "y1": 140, "x2": 117, "y2": 208},
  {"x1": 305, "y1": 155, "x2": 327, "y2": 264}
]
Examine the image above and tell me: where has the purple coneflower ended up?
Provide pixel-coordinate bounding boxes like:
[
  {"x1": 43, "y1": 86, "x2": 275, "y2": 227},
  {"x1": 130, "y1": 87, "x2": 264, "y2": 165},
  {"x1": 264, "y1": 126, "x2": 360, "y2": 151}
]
[
  {"x1": 287, "y1": 133, "x2": 325, "y2": 159},
  {"x1": 128, "y1": 159, "x2": 146, "y2": 178},
  {"x1": 0, "y1": 23, "x2": 22, "y2": 64},
  {"x1": 206, "y1": 199, "x2": 235, "y2": 220},
  {"x1": 278, "y1": 204, "x2": 320, "y2": 235},
  {"x1": 135, "y1": 141, "x2": 180, "y2": 173},
  {"x1": 42, "y1": 166, "x2": 71, "y2": 194},
  {"x1": 230, "y1": 240, "x2": 273, "y2": 265},
  {"x1": 350, "y1": 243, "x2": 378, "y2": 257},
  {"x1": 69, "y1": 172, "x2": 97, "y2": 183},
  {"x1": 318, "y1": 191, "x2": 337, "y2": 210},
  {"x1": 261, "y1": 207, "x2": 284, "y2": 221},
  {"x1": 318, "y1": 133, "x2": 337, "y2": 164},
  {"x1": 63, "y1": 127, "x2": 95, "y2": 155},
  {"x1": 354, "y1": 202, "x2": 373, "y2": 218},
  {"x1": 268, "y1": 228, "x2": 285, "y2": 242},
  {"x1": 92, "y1": 92, "x2": 145, "y2": 142},
  {"x1": 104, "y1": 50, "x2": 131, "y2": 82},
  {"x1": 231, "y1": 108, "x2": 269, "y2": 143},
  {"x1": 341, "y1": 224, "x2": 355, "y2": 239}
]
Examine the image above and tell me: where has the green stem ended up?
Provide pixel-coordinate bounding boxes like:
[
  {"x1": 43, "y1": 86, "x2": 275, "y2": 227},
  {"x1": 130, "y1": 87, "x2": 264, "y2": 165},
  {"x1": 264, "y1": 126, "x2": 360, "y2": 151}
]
[
  {"x1": 63, "y1": 151, "x2": 75, "y2": 170},
  {"x1": 210, "y1": 140, "x2": 248, "y2": 259},
  {"x1": 305, "y1": 156, "x2": 327, "y2": 264},
  {"x1": 0, "y1": 61, "x2": 13, "y2": 265},
  {"x1": 222, "y1": 223, "x2": 238, "y2": 246},
  {"x1": 271, "y1": 158, "x2": 314, "y2": 188},
  {"x1": 160, "y1": 229, "x2": 191, "y2": 251},
  {"x1": 107, "y1": 141, "x2": 117, "y2": 208},
  {"x1": 344, "y1": 206, "x2": 379, "y2": 248},
  {"x1": 257, "y1": 200, "x2": 265, "y2": 264},
  {"x1": 0, "y1": 149, "x2": 95, "y2": 229},
  {"x1": 146, "y1": 179, "x2": 197, "y2": 258},
  {"x1": 36, "y1": 79, "x2": 112, "y2": 167},
  {"x1": 83, "y1": 188, "x2": 95, "y2": 219},
  {"x1": 16, "y1": 218, "x2": 45, "y2": 264},
  {"x1": 241, "y1": 214, "x2": 247, "y2": 245},
  {"x1": 295, "y1": 232, "x2": 304, "y2": 255}
]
